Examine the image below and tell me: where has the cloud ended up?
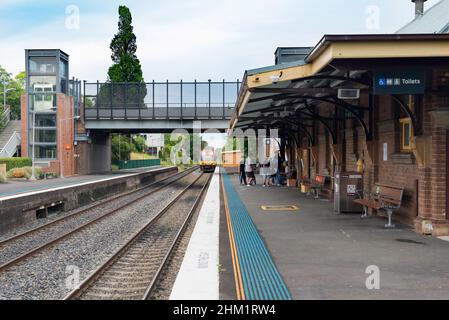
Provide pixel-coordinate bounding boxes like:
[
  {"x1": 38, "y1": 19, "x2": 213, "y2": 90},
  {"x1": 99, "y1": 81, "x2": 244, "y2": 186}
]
[{"x1": 0, "y1": 0, "x2": 431, "y2": 82}]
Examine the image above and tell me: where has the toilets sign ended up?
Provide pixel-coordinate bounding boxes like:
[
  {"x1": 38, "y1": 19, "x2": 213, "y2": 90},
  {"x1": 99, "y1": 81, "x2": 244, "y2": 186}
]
[{"x1": 374, "y1": 69, "x2": 425, "y2": 95}]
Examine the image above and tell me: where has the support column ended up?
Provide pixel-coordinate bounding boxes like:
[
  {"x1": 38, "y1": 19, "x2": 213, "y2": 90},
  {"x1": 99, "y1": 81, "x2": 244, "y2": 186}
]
[{"x1": 414, "y1": 110, "x2": 449, "y2": 235}]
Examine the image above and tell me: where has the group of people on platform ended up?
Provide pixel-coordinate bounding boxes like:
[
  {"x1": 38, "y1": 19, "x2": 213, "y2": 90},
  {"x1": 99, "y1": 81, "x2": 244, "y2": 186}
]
[{"x1": 239, "y1": 151, "x2": 288, "y2": 187}]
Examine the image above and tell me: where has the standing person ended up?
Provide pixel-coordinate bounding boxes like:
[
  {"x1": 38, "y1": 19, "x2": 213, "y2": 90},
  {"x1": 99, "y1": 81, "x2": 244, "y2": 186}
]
[
  {"x1": 261, "y1": 158, "x2": 271, "y2": 187},
  {"x1": 252, "y1": 162, "x2": 257, "y2": 185},
  {"x1": 239, "y1": 159, "x2": 247, "y2": 185},
  {"x1": 276, "y1": 153, "x2": 283, "y2": 186},
  {"x1": 245, "y1": 157, "x2": 255, "y2": 186},
  {"x1": 269, "y1": 152, "x2": 279, "y2": 186}
]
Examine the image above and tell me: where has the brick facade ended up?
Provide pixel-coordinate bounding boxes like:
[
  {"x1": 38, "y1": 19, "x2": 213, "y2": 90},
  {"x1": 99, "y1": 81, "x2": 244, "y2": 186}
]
[
  {"x1": 56, "y1": 94, "x2": 76, "y2": 177},
  {"x1": 290, "y1": 69, "x2": 449, "y2": 236},
  {"x1": 20, "y1": 93, "x2": 76, "y2": 177}
]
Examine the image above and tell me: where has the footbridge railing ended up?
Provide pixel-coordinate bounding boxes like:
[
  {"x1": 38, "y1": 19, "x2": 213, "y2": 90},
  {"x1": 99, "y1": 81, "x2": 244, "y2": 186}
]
[
  {"x1": 83, "y1": 80, "x2": 240, "y2": 121},
  {"x1": 0, "y1": 131, "x2": 21, "y2": 158},
  {"x1": 0, "y1": 106, "x2": 11, "y2": 132}
]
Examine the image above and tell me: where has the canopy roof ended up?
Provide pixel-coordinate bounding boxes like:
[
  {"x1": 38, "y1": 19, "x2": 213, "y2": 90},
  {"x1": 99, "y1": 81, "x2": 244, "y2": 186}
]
[{"x1": 231, "y1": 34, "x2": 449, "y2": 133}]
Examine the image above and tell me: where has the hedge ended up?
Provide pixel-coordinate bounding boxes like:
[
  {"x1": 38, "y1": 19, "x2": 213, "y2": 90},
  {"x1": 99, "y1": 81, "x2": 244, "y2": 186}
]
[{"x1": 0, "y1": 157, "x2": 32, "y2": 171}]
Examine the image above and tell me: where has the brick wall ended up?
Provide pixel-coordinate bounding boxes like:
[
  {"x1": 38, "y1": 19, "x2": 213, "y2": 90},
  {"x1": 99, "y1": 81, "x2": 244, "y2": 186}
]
[
  {"x1": 56, "y1": 94, "x2": 75, "y2": 177},
  {"x1": 297, "y1": 69, "x2": 449, "y2": 234},
  {"x1": 20, "y1": 93, "x2": 76, "y2": 177}
]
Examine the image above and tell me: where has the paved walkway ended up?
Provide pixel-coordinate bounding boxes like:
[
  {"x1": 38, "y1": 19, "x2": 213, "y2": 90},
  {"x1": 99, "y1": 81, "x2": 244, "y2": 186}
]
[
  {"x1": 227, "y1": 173, "x2": 449, "y2": 300},
  {"x1": 170, "y1": 169, "x2": 220, "y2": 300},
  {"x1": 221, "y1": 171, "x2": 291, "y2": 300},
  {"x1": 0, "y1": 166, "x2": 162, "y2": 199}
]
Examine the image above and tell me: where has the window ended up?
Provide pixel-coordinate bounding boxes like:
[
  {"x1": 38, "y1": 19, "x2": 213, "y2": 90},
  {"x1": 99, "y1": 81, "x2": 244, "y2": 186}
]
[
  {"x1": 31, "y1": 145, "x2": 57, "y2": 159},
  {"x1": 30, "y1": 76, "x2": 57, "y2": 92},
  {"x1": 148, "y1": 147, "x2": 158, "y2": 156},
  {"x1": 59, "y1": 59, "x2": 68, "y2": 78},
  {"x1": 400, "y1": 118, "x2": 413, "y2": 151},
  {"x1": 29, "y1": 57, "x2": 57, "y2": 74},
  {"x1": 35, "y1": 114, "x2": 57, "y2": 127},
  {"x1": 31, "y1": 93, "x2": 56, "y2": 112},
  {"x1": 35, "y1": 129, "x2": 57, "y2": 143}
]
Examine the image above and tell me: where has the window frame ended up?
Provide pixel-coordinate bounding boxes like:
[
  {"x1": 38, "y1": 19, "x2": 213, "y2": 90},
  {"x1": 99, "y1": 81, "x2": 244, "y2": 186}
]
[{"x1": 399, "y1": 117, "x2": 413, "y2": 152}]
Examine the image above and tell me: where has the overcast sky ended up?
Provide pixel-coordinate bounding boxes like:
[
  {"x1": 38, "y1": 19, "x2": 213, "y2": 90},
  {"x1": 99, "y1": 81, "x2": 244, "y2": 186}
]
[{"x1": 0, "y1": 0, "x2": 441, "y2": 82}]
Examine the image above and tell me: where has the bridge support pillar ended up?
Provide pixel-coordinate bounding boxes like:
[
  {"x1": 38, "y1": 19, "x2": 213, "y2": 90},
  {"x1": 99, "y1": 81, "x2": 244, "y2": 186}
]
[{"x1": 75, "y1": 131, "x2": 111, "y2": 174}]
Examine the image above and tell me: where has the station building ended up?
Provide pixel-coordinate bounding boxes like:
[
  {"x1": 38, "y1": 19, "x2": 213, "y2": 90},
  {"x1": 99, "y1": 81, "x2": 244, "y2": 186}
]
[{"x1": 230, "y1": 1, "x2": 449, "y2": 236}]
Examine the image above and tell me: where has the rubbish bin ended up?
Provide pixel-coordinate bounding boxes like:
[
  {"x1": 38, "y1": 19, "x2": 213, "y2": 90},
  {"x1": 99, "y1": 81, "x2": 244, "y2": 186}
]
[{"x1": 334, "y1": 172, "x2": 363, "y2": 213}]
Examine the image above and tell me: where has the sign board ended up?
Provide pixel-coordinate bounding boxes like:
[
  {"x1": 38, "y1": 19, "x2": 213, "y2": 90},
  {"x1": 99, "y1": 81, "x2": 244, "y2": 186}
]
[
  {"x1": 374, "y1": 69, "x2": 425, "y2": 95},
  {"x1": 347, "y1": 184, "x2": 357, "y2": 195}
]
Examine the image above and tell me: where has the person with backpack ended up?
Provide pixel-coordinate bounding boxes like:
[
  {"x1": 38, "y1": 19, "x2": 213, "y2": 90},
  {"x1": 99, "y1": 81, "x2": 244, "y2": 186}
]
[{"x1": 245, "y1": 157, "x2": 256, "y2": 186}]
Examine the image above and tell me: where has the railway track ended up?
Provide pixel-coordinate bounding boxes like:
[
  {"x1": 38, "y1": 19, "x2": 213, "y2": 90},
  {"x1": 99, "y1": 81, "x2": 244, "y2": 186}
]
[
  {"x1": 0, "y1": 167, "x2": 199, "y2": 273},
  {"x1": 64, "y1": 172, "x2": 211, "y2": 300}
]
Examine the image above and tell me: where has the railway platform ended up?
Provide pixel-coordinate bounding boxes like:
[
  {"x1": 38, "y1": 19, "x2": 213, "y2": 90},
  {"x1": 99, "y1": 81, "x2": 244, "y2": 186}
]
[
  {"x1": 0, "y1": 166, "x2": 163, "y2": 200},
  {"x1": 216, "y1": 171, "x2": 449, "y2": 300},
  {"x1": 170, "y1": 169, "x2": 220, "y2": 300},
  {"x1": 0, "y1": 166, "x2": 177, "y2": 236}
]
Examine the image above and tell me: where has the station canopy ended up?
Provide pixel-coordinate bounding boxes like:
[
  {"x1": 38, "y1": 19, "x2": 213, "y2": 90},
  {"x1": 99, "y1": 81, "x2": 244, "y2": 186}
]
[{"x1": 230, "y1": 34, "x2": 449, "y2": 144}]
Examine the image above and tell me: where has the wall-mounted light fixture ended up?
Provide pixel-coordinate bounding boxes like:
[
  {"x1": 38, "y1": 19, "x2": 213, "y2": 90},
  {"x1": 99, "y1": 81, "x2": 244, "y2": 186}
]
[{"x1": 270, "y1": 71, "x2": 283, "y2": 84}]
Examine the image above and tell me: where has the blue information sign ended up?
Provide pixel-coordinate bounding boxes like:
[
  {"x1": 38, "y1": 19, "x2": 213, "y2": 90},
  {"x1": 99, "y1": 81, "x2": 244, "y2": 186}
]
[{"x1": 373, "y1": 69, "x2": 425, "y2": 95}]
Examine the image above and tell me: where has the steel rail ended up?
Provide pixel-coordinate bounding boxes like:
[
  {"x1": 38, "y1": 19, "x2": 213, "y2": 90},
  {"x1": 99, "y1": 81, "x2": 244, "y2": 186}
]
[
  {"x1": 0, "y1": 167, "x2": 199, "y2": 273},
  {"x1": 142, "y1": 173, "x2": 212, "y2": 300},
  {"x1": 0, "y1": 166, "x2": 197, "y2": 248},
  {"x1": 64, "y1": 172, "x2": 211, "y2": 300}
]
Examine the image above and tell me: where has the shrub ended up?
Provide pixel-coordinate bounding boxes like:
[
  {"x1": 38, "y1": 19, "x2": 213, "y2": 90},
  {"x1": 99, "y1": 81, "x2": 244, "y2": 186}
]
[
  {"x1": 0, "y1": 157, "x2": 32, "y2": 171},
  {"x1": 7, "y1": 168, "x2": 30, "y2": 179},
  {"x1": 132, "y1": 136, "x2": 147, "y2": 153},
  {"x1": 0, "y1": 175, "x2": 5, "y2": 183},
  {"x1": 111, "y1": 134, "x2": 135, "y2": 162},
  {"x1": 23, "y1": 166, "x2": 44, "y2": 179},
  {"x1": 47, "y1": 172, "x2": 59, "y2": 178}
]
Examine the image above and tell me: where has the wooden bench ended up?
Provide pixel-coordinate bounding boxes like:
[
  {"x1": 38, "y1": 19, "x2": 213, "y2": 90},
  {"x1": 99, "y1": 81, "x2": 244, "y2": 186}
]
[
  {"x1": 353, "y1": 183, "x2": 404, "y2": 228},
  {"x1": 304, "y1": 175, "x2": 326, "y2": 199}
]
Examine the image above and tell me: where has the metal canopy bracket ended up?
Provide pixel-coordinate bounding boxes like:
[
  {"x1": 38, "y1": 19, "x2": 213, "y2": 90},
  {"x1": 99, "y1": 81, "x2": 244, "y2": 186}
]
[
  {"x1": 244, "y1": 88, "x2": 374, "y2": 142},
  {"x1": 391, "y1": 94, "x2": 423, "y2": 137}
]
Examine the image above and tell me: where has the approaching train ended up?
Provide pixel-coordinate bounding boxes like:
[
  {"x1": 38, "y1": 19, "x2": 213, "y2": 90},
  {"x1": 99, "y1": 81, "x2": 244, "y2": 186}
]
[{"x1": 199, "y1": 147, "x2": 217, "y2": 172}]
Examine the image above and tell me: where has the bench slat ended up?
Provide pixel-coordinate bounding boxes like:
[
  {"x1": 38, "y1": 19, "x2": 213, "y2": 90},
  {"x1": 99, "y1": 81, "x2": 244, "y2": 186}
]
[
  {"x1": 353, "y1": 199, "x2": 381, "y2": 210},
  {"x1": 355, "y1": 182, "x2": 404, "y2": 210}
]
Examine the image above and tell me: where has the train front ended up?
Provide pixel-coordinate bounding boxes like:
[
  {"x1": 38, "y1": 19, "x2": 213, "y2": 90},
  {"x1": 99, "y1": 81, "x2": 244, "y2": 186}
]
[{"x1": 199, "y1": 147, "x2": 217, "y2": 172}]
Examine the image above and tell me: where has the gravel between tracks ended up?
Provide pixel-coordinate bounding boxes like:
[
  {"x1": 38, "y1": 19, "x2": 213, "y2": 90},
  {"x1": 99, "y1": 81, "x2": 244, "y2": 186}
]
[
  {"x1": 148, "y1": 178, "x2": 209, "y2": 300},
  {"x1": 0, "y1": 170, "x2": 201, "y2": 300},
  {"x1": 76, "y1": 173, "x2": 210, "y2": 300},
  {"x1": 0, "y1": 169, "x2": 194, "y2": 266}
]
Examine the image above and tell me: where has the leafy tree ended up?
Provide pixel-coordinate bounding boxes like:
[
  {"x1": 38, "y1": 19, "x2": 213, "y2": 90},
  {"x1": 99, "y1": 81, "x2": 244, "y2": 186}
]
[
  {"x1": 161, "y1": 133, "x2": 209, "y2": 164},
  {"x1": 0, "y1": 66, "x2": 25, "y2": 120},
  {"x1": 132, "y1": 135, "x2": 147, "y2": 153},
  {"x1": 111, "y1": 134, "x2": 136, "y2": 162},
  {"x1": 15, "y1": 71, "x2": 25, "y2": 88},
  {"x1": 108, "y1": 6, "x2": 144, "y2": 83}
]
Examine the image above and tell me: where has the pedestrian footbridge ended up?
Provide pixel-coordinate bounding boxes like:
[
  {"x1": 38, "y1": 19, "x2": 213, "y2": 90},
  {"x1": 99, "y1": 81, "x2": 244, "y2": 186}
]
[{"x1": 83, "y1": 80, "x2": 240, "y2": 132}]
